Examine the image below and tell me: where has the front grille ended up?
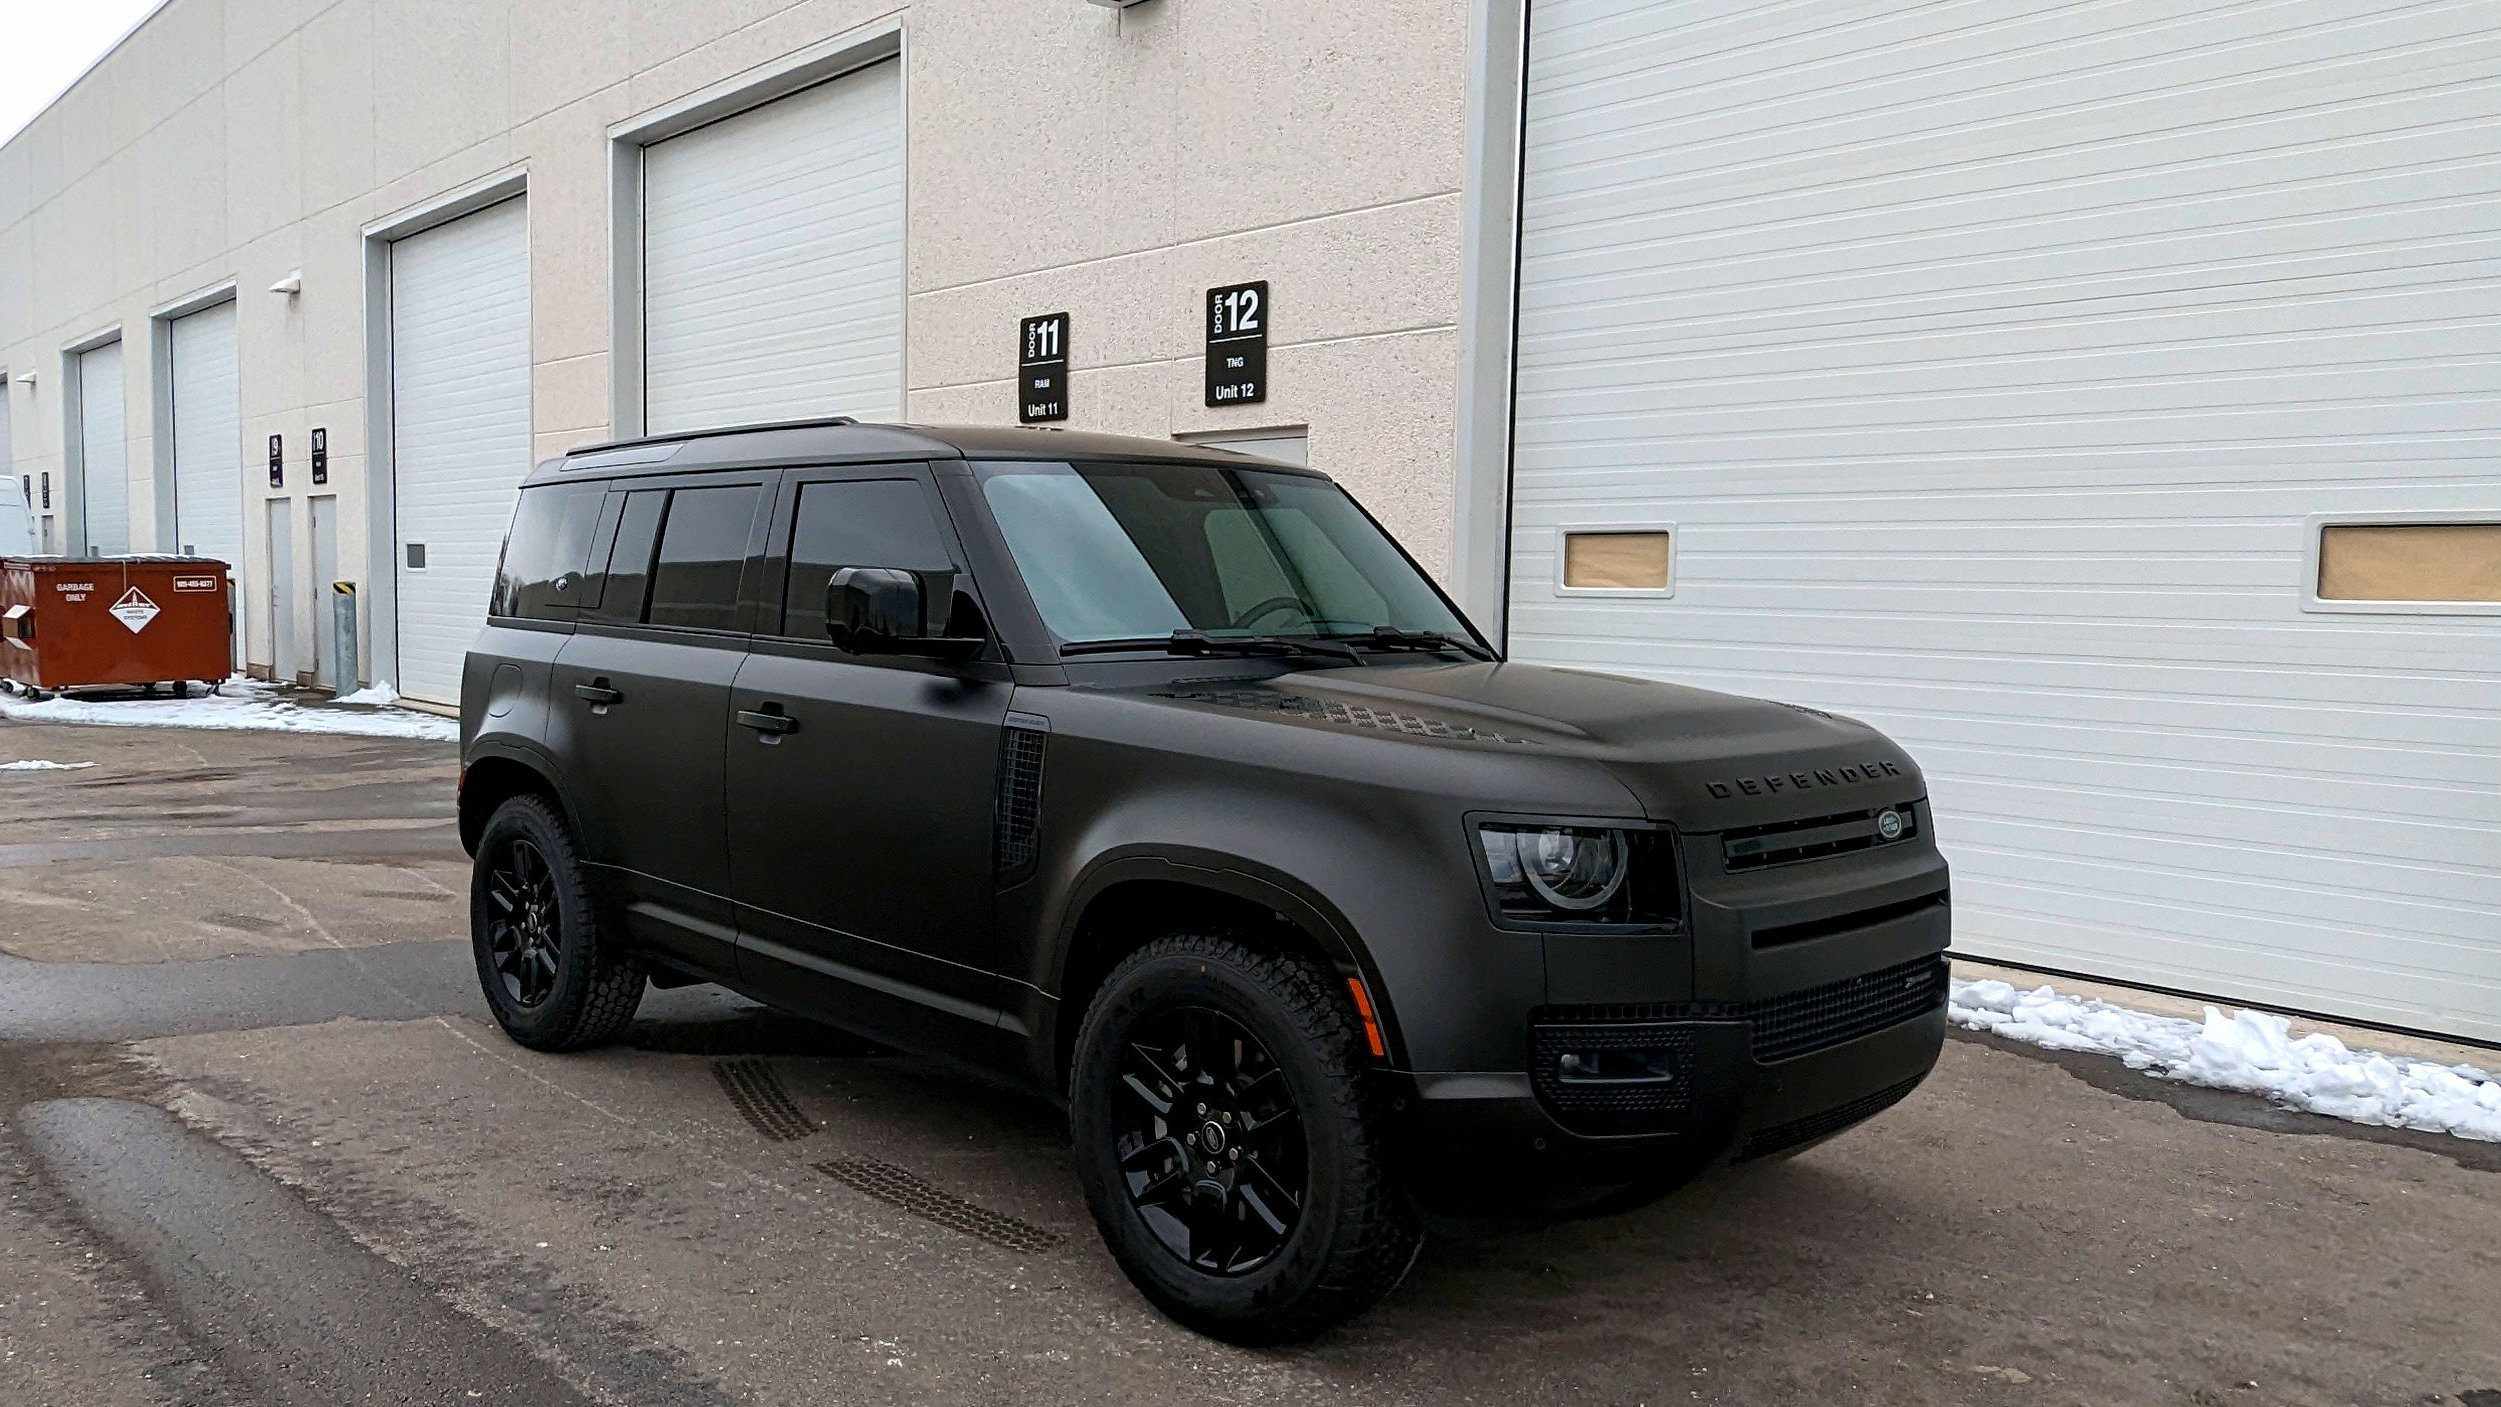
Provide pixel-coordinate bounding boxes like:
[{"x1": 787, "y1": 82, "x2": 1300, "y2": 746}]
[
  {"x1": 1736, "y1": 1073, "x2": 1926, "y2": 1161},
  {"x1": 1528, "y1": 1023, "x2": 1698, "y2": 1137},
  {"x1": 1722, "y1": 804, "x2": 1917, "y2": 872},
  {"x1": 1538, "y1": 953, "x2": 1948, "y2": 1065}
]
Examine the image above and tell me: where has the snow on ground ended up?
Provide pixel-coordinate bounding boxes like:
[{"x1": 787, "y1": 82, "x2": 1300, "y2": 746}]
[
  {"x1": 332, "y1": 680, "x2": 403, "y2": 707},
  {"x1": 0, "y1": 679, "x2": 457, "y2": 742},
  {"x1": 1952, "y1": 977, "x2": 2501, "y2": 1143},
  {"x1": 0, "y1": 759, "x2": 96, "y2": 771}
]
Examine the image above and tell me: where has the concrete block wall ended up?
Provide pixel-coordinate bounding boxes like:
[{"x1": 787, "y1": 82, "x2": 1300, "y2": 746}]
[{"x1": 0, "y1": 0, "x2": 1470, "y2": 686}]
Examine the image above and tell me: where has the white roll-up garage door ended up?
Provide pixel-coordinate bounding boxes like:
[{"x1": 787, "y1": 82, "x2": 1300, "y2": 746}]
[
  {"x1": 390, "y1": 197, "x2": 530, "y2": 707},
  {"x1": 1506, "y1": 1, "x2": 2501, "y2": 1039},
  {"x1": 169, "y1": 300, "x2": 243, "y2": 568},
  {"x1": 642, "y1": 58, "x2": 903, "y2": 434},
  {"x1": 77, "y1": 340, "x2": 129, "y2": 555}
]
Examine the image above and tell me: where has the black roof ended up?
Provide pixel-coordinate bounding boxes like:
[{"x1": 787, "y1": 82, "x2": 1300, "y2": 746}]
[{"x1": 540, "y1": 419, "x2": 1319, "y2": 484}]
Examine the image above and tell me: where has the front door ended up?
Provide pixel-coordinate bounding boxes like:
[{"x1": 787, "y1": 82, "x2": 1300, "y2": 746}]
[
  {"x1": 724, "y1": 466, "x2": 1015, "y2": 1059},
  {"x1": 548, "y1": 473, "x2": 773, "y2": 982}
]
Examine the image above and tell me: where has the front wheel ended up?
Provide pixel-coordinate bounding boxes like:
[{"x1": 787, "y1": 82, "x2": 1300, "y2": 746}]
[
  {"x1": 470, "y1": 793, "x2": 644, "y2": 1050},
  {"x1": 1069, "y1": 933, "x2": 1421, "y2": 1344}
]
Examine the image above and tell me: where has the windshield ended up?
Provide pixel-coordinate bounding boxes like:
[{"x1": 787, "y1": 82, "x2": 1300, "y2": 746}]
[{"x1": 976, "y1": 459, "x2": 1476, "y2": 647}]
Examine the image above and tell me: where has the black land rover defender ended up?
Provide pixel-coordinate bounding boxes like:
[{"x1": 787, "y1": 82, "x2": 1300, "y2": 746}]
[{"x1": 459, "y1": 419, "x2": 1950, "y2": 1343}]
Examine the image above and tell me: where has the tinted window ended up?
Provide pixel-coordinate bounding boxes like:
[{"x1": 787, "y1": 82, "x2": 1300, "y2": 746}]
[
  {"x1": 644, "y1": 485, "x2": 759, "y2": 631},
  {"x1": 490, "y1": 483, "x2": 602, "y2": 618},
  {"x1": 596, "y1": 490, "x2": 667, "y2": 622},
  {"x1": 782, "y1": 478, "x2": 957, "y2": 639}
]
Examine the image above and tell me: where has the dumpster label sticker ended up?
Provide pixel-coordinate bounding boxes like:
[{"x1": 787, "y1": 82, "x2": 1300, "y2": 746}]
[
  {"x1": 173, "y1": 575, "x2": 220, "y2": 593},
  {"x1": 108, "y1": 588, "x2": 161, "y2": 633}
]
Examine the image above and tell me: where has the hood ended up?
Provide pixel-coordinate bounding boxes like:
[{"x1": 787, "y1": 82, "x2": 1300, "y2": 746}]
[{"x1": 1192, "y1": 660, "x2": 1924, "y2": 833}]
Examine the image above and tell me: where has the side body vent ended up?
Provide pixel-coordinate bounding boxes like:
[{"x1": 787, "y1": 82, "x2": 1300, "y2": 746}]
[
  {"x1": 993, "y1": 713, "x2": 1049, "y2": 884},
  {"x1": 1153, "y1": 688, "x2": 1541, "y2": 746}
]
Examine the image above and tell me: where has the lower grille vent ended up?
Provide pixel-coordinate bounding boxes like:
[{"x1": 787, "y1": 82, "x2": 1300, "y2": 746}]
[{"x1": 1539, "y1": 953, "x2": 1947, "y2": 1065}]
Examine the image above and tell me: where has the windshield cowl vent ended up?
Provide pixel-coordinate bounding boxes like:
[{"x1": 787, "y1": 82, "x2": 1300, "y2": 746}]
[{"x1": 1155, "y1": 688, "x2": 1541, "y2": 746}]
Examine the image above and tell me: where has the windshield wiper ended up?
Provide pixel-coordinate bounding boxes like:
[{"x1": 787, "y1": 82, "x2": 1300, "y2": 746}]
[
  {"x1": 1060, "y1": 630, "x2": 1364, "y2": 666},
  {"x1": 1333, "y1": 626, "x2": 1499, "y2": 662}
]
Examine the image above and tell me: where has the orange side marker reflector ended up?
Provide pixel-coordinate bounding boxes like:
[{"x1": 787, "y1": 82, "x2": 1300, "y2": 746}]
[{"x1": 1346, "y1": 978, "x2": 1388, "y2": 1060}]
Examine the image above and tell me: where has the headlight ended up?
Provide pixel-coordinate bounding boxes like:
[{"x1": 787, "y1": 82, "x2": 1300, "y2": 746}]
[
  {"x1": 1482, "y1": 825, "x2": 1626, "y2": 911},
  {"x1": 1474, "y1": 820, "x2": 1678, "y2": 929}
]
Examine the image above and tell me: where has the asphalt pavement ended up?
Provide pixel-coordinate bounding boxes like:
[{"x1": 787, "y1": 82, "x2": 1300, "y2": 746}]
[{"x1": 1, "y1": 719, "x2": 2494, "y2": 1407}]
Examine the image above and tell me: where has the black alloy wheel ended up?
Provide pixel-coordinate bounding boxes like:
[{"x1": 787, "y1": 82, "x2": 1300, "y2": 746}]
[
  {"x1": 1111, "y1": 1004, "x2": 1307, "y2": 1276},
  {"x1": 1070, "y1": 932, "x2": 1421, "y2": 1343},
  {"x1": 468, "y1": 792, "x2": 644, "y2": 1051},
  {"x1": 483, "y1": 837, "x2": 562, "y2": 1008}
]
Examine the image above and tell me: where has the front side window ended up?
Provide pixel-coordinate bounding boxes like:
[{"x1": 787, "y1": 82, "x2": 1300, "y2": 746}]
[
  {"x1": 643, "y1": 485, "x2": 760, "y2": 631},
  {"x1": 976, "y1": 460, "x2": 1470, "y2": 645},
  {"x1": 781, "y1": 478, "x2": 958, "y2": 639}
]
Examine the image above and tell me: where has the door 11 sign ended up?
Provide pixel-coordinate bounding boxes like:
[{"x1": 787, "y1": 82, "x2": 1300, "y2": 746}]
[
  {"x1": 1204, "y1": 281, "x2": 1267, "y2": 407},
  {"x1": 1018, "y1": 312, "x2": 1069, "y2": 423}
]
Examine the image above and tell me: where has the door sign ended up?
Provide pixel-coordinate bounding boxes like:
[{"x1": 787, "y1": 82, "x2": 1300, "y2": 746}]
[
  {"x1": 311, "y1": 427, "x2": 329, "y2": 486},
  {"x1": 109, "y1": 588, "x2": 160, "y2": 633},
  {"x1": 1018, "y1": 313, "x2": 1070, "y2": 423},
  {"x1": 1204, "y1": 281, "x2": 1268, "y2": 407},
  {"x1": 268, "y1": 434, "x2": 284, "y2": 489}
]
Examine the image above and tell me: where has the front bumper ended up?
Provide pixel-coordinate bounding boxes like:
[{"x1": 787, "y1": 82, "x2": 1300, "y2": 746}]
[{"x1": 1397, "y1": 954, "x2": 1948, "y2": 1217}]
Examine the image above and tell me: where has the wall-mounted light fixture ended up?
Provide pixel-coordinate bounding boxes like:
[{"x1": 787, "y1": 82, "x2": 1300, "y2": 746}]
[
  {"x1": 11, "y1": 371, "x2": 33, "y2": 388},
  {"x1": 269, "y1": 270, "x2": 303, "y2": 296}
]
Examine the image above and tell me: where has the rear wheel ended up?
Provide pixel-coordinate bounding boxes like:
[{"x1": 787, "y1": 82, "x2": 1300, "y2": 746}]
[
  {"x1": 1070, "y1": 933, "x2": 1420, "y2": 1344},
  {"x1": 470, "y1": 793, "x2": 643, "y2": 1050}
]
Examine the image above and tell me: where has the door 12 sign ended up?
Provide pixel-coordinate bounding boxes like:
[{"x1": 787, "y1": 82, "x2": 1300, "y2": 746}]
[
  {"x1": 1018, "y1": 313, "x2": 1069, "y2": 423},
  {"x1": 1204, "y1": 281, "x2": 1267, "y2": 407}
]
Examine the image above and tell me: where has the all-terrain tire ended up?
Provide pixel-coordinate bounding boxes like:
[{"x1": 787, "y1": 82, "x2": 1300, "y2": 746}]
[
  {"x1": 1069, "y1": 932, "x2": 1422, "y2": 1344},
  {"x1": 470, "y1": 793, "x2": 644, "y2": 1051}
]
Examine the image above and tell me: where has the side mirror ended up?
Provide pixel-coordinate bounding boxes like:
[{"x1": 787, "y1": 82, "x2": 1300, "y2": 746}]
[{"x1": 826, "y1": 567, "x2": 985, "y2": 658}]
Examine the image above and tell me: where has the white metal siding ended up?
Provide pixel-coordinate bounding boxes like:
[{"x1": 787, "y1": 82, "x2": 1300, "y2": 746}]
[
  {"x1": 390, "y1": 197, "x2": 531, "y2": 707},
  {"x1": 1508, "y1": 0, "x2": 2501, "y2": 1039},
  {"x1": 642, "y1": 59, "x2": 904, "y2": 433},
  {"x1": 77, "y1": 341, "x2": 129, "y2": 555},
  {"x1": 170, "y1": 301, "x2": 243, "y2": 568}
]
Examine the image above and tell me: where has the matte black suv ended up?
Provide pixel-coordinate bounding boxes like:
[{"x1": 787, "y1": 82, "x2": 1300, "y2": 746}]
[{"x1": 459, "y1": 419, "x2": 1950, "y2": 1343}]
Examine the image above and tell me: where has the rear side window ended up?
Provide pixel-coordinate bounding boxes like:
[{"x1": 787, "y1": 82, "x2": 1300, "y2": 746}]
[
  {"x1": 781, "y1": 478, "x2": 957, "y2": 639},
  {"x1": 490, "y1": 483, "x2": 603, "y2": 619},
  {"x1": 644, "y1": 485, "x2": 761, "y2": 631}
]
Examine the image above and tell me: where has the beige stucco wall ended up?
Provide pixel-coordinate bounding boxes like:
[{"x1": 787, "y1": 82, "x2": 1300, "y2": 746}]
[{"x1": 0, "y1": 0, "x2": 1469, "y2": 681}]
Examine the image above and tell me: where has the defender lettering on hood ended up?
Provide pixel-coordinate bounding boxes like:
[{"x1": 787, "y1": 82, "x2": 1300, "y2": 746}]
[{"x1": 1706, "y1": 760, "x2": 1904, "y2": 800}]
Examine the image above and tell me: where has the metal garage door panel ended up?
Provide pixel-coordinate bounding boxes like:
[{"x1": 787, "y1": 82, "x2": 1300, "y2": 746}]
[
  {"x1": 170, "y1": 301, "x2": 242, "y2": 569},
  {"x1": 78, "y1": 341, "x2": 129, "y2": 555},
  {"x1": 390, "y1": 197, "x2": 530, "y2": 707},
  {"x1": 642, "y1": 58, "x2": 903, "y2": 434},
  {"x1": 1508, "y1": 0, "x2": 2501, "y2": 1039}
]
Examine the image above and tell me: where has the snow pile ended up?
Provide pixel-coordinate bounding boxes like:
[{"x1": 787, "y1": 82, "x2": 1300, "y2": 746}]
[
  {"x1": 0, "y1": 759, "x2": 96, "y2": 771},
  {"x1": 332, "y1": 680, "x2": 402, "y2": 707},
  {"x1": 0, "y1": 679, "x2": 457, "y2": 742},
  {"x1": 1951, "y1": 978, "x2": 2501, "y2": 1144}
]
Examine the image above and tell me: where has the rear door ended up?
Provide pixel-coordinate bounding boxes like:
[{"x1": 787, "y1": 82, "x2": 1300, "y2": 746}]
[
  {"x1": 725, "y1": 464, "x2": 1017, "y2": 1059},
  {"x1": 549, "y1": 471, "x2": 773, "y2": 982}
]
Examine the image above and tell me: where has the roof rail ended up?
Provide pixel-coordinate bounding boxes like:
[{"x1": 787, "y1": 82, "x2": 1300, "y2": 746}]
[{"x1": 565, "y1": 415, "x2": 861, "y2": 457}]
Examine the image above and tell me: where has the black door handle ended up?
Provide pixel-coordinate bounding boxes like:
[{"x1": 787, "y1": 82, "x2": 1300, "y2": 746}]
[
  {"x1": 574, "y1": 682, "x2": 623, "y2": 706},
  {"x1": 736, "y1": 707, "x2": 798, "y2": 736}
]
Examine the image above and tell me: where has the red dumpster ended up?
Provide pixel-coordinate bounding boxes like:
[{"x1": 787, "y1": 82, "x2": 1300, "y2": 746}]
[{"x1": 0, "y1": 556, "x2": 234, "y2": 699}]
